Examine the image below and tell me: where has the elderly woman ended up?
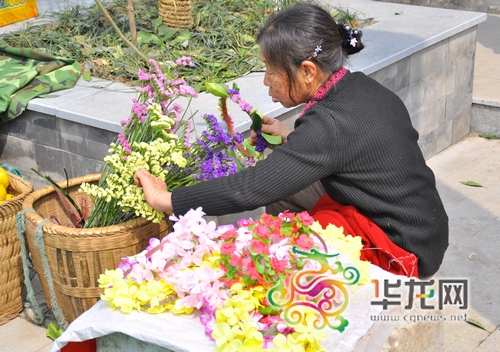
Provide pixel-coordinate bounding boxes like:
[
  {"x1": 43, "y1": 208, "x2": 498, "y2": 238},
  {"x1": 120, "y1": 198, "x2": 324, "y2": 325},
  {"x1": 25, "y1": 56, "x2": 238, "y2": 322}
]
[{"x1": 134, "y1": 3, "x2": 448, "y2": 279}]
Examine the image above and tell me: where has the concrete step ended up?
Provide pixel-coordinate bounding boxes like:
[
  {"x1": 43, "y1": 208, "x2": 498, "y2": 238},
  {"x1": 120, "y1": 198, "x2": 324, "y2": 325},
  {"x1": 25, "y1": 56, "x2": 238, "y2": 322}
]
[{"x1": 471, "y1": 102, "x2": 500, "y2": 136}]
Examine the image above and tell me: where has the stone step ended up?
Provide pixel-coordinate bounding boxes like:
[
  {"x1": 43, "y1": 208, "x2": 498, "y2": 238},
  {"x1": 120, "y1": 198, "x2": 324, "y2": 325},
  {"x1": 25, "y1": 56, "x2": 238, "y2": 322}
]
[{"x1": 471, "y1": 101, "x2": 500, "y2": 137}]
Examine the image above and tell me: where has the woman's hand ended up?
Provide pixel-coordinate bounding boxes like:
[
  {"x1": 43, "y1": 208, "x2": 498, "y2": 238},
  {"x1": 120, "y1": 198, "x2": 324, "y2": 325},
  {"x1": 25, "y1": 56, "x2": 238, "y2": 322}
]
[
  {"x1": 133, "y1": 168, "x2": 173, "y2": 213},
  {"x1": 250, "y1": 116, "x2": 291, "y2": 145}
]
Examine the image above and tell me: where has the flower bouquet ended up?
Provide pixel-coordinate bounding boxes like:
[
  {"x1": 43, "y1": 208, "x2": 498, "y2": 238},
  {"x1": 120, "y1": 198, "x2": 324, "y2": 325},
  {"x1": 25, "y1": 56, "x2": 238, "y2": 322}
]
[{"x1": 98, "y1": 208, "x2": 370, "y2": 351}]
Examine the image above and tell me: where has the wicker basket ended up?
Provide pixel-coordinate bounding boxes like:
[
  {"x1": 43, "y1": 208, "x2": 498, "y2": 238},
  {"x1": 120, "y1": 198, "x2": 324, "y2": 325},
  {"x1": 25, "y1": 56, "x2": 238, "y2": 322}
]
[
  {"x1": 22, "y1": 174, "x2": 169, "y2": 324},
  {"x1": 158, "y1": 0, "x2": 192, "y2": 30},
  {"x1": 0, "y1": 175, "x2": 34, "y2": 326}
]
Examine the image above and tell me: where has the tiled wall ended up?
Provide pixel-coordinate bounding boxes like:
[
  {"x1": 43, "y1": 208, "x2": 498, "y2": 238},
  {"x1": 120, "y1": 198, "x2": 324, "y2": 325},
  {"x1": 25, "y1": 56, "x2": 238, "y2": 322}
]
[
  {"x1": 367, "y1": 26, "x2": 477, "y2": 159},
  {"x1": 0, "y1": 111, "x2": 113, "y2": 190},
  {"x1": 0, "y1": 26, "x2": 478, "y2": 190},
  {"x1": 375, "y1": 0, "x2": 500, "y2": 14}
]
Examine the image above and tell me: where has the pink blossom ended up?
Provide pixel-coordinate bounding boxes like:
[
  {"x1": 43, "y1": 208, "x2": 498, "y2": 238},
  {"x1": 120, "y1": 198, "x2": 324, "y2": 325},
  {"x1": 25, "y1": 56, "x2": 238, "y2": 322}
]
[
  {"x1": 297, "y1": 211, "x2": 315, "y2": 226},
  {"x1": 271, "y1": 257, "x2": 288, "y2": 274},
  {"x1": 221, "y1": 242, "x2": 236, "y2": 255},
  {"x1": 254, "y1": 224, "x2": 270, "y2": 239},
  {"x1": 251, "y1": 239, "x2": 270, "y2": 255},
  {"x1": 295, "y1": 234, "x2": 314, "y2": 251}
]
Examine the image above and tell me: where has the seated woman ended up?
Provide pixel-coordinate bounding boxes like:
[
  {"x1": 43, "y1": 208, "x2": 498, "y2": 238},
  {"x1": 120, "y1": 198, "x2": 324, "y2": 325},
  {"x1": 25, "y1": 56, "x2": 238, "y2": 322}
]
[{"x1": 134, "y1": 3, "x2": 448, "y2": 279}]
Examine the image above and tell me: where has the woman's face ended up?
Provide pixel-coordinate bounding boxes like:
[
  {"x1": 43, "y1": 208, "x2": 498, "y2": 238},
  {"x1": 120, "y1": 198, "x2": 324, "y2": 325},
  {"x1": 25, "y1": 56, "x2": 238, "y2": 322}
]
[{"x1": 261, "y1": 54, "x2": 307, "y2": 108}]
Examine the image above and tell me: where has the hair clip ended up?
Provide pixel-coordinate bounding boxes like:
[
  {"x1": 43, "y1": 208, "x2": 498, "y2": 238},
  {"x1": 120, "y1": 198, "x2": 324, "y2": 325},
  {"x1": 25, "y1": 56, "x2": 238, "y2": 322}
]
[{"x1": 308, "y1": 39, "x2": 323, "y2": 61}]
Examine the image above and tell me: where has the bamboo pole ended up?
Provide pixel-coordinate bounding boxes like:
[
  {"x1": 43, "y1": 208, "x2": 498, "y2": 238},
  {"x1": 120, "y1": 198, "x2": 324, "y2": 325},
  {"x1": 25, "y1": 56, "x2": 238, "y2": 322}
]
[{"x1": 94, "y1": 0, "x2": 149, "y2": 64}]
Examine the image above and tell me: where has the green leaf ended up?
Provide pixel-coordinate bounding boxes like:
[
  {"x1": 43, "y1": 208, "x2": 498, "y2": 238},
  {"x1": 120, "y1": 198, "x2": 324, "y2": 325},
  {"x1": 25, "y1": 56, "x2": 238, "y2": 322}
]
[
  {"x1": 478, "y1": 134, "x2": 500, "y2": 140},
  {"x1": 158, "y1": 25, "x2": 176, "y2": 41},
  {"x1": 249, "y1": 108, "x2": 262, "y2": 131},
  {"x1": 241, "y1": 138, "x2": 257, "y2": 157},
  {"x1": 46, "y1": 322, "x2": 64, "y2": 341},
  {"x1": 465, "y1": 317, "x2": 488, "y2": 331},
  {"x1": 395, "y1": 11, "x2": 403, "y2": 15},
  {"x1": 173, "y1": 30, "x2": 191, "y2": 44},
  {"x1": 460, "y1": 181, "x2": 483, "y2": 187},
  {"x1": 204, "y1": 82, "x2": 230, "y2": 98},
  {"x1": 137, "y1": 31, "x2": 162, "y2": 45},
  {"x1": 262, "y1": 132, "x2": 281, "y2": 146},
  {"x1": 227, "y1": 148, "x2": 245, "y2": 172},
  {"x1": 151, "y1": 17, "x2": 163, "y2": 32},
  {"x1": 83, "y1": 72, "x2": 92, "y2": 82}
]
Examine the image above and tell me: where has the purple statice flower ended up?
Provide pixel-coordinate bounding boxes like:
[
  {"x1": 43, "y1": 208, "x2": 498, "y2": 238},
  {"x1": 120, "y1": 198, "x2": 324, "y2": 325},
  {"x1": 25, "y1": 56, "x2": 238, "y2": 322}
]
[
  {"x1": 195, "y1": 151, "x2": 237, "y2": 181},
  {"x1": 227, "y1": 88, "x2": 239, "y2": 97},
  {"x1": 254, "y1": 129, "x2": 267, "y2": 152},
  {"x1": 118, "y1": 133, "x2": 132, "y2": 154},
  {"x1": 176, "y1": 56, "x2": 195, "y2": 67},
  {"x1": 131, "y1": 100, "x2": 148, "y2": 123},
  {"x1": 137, "y1": 68, "x2": 150, "y2": 81},
  {"x1": 233, "y1": 132, "x2": 244, "y2": 144},
  {"x1": 237, "y1": 99, "x2": 252, "y2": 113}
]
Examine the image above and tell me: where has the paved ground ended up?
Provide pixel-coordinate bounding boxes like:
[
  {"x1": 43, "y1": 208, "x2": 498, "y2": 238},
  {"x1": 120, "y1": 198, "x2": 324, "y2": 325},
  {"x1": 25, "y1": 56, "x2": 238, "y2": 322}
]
[{"x1": 0, "y1": 7, "x2": 499, "y2": 352}]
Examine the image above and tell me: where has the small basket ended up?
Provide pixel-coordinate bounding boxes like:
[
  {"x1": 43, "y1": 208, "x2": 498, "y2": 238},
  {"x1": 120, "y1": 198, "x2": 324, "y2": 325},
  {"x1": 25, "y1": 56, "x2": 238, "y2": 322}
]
[
  {"x1": 158, "y1": 0, "x2": 193, "y2": 30},
  {"x1": 0, "y1": 175, "x2": 34, "y2": 326},
  {"x1": 22, "y1": 174, "x2": 169, "y2": 324}
]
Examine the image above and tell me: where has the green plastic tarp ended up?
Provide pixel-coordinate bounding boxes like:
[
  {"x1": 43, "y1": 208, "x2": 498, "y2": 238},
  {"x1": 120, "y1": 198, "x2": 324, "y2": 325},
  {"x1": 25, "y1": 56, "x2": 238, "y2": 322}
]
[{"x1": 0, "y1": 40, "x2": 82, "y2": 123}]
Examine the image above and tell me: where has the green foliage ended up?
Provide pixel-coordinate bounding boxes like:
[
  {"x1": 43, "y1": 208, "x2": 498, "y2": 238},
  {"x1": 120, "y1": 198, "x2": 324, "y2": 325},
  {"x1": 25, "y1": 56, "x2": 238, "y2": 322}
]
[{"x1": 3, "y1": 0, "x2": 294, "y2": 89}]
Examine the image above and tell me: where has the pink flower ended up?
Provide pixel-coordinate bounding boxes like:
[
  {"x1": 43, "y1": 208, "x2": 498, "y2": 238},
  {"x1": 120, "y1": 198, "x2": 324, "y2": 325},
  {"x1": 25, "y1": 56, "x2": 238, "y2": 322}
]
[
  {"x1": 229, "y1": 254, "x2": 244, "y2": 267},
  {"x1": 221, "y1": 242, "x2": 236, "y2": 255},
  {"x1": 295, "y1": 234, "x2": 313, "y2": 251},
  {"x1": 220, "y1": 228, "x2": 238, "y2": 240},
  {"x1": 251, "y1": 239, "x2": 269, "y2": 255},
  {"x1": 297, "y1": 211, "x2": 314, "y2": 226},
  {"x1": 246, "y1": 262, "x2": 265, "y2": 285},
  {"x1": 254, "y1": 224, "x2": 270, "y2": 239},
  {"x1": 271, "y1": 257, "x2": 288, "y2": 274}
]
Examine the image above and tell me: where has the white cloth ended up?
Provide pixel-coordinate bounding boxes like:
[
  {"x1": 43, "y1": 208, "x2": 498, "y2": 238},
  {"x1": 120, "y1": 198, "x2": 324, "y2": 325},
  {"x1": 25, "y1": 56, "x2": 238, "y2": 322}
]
[{"x1": 51, "y1": 265, "x2": 408, "y2": 352}]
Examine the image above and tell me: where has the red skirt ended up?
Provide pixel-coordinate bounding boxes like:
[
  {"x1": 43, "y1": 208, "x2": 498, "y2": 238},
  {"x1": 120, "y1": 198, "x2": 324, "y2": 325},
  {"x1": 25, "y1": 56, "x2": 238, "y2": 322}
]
[{"x1": 310, "y1": 194, "x2": 418, "y2": 277}]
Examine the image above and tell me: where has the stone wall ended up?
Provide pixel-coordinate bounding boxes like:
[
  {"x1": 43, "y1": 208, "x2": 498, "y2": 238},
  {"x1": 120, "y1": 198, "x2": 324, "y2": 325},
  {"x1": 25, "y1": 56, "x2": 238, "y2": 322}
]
[
  {"x1": 375, "y1": 0, "x2": 500, "y2": 13},
  {"x1": 367, "y1": 26, "x2": 477, "y2": 159}
]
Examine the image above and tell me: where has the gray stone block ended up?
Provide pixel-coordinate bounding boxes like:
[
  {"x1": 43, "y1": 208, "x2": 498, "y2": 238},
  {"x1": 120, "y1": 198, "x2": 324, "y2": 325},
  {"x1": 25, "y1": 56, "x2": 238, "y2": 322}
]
[
  {"x1": 411, "y1": 41, "x2": 446, "y2": 84},
  {"x1": 452, "y1": 109, "x2": 471, "y2": 144},
  {"x1": 455, "y1": 54, "x2": 475, "y2": 89},
  {"x1": 471, "y1": 104, "x2": 500, "y2": 136},
  {"x1": 418, "y1": 120, "x2": 452, "y2": 159},
  {"x1": 0, "y1": 134, "x2": 37, "y2": 173},
  {"x1": 445, "y1": 84, "x2": 473, "y2": 123},
  {"x1": 58, "y1": 118, "x2": 116, "y2": 160},
  {"x1": 446, "y1": 26, "x2": 477, "y2": 67},
  {"x1": 376, "y1": 57, "x2": 411, "y2": 93},
  {"x1": 6, "y1": 111, "x2": 60, "y2": 148},
  {"x1": 410, "y1": 97, "x2": 446, "y2": 136}
]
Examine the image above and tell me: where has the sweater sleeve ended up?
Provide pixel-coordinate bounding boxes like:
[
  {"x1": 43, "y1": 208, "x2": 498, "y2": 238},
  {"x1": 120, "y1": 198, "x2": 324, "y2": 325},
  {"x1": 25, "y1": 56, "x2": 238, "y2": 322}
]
[{"x1": 171, "y1": 111, "x2": 342, "y2": 216}]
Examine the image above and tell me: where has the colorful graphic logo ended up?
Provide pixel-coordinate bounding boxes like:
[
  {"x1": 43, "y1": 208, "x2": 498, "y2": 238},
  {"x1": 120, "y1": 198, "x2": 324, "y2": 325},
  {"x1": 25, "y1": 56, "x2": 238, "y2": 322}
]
[{"x1": 267, "y1": 247, "x2": 360, "y2": 332}]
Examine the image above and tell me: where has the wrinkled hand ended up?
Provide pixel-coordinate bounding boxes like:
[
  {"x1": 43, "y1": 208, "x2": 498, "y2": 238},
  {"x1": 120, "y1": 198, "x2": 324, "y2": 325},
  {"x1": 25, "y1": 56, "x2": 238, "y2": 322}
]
[
  {"x1": 250, "y1": 116, "x2": 291, "y2": 146},
  {"x1": 133, "y1": 168, "x2": 173, "y2": 213}
]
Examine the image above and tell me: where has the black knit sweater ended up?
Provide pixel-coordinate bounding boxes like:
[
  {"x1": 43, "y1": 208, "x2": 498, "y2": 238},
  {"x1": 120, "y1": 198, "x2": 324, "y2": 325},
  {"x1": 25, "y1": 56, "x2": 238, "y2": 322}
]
[{"x1": 172, "y1": 71, "x2": 449, "y2": 277}]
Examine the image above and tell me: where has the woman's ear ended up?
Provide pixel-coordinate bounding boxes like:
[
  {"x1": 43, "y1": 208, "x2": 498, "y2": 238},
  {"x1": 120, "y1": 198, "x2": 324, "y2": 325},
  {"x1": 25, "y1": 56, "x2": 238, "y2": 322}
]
[{"x1": 300, "y1": 60, "x2": 318, "y2": 84}]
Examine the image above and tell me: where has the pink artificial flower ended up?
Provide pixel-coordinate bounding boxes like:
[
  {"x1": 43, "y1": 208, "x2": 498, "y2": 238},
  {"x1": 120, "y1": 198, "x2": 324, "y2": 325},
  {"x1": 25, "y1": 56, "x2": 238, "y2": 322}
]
[
  {"x1": 254, "y1": 224, "x2": 270, "y2": 240},
  {"x1": 229, "y1": 254, "x2": 244, "y2": 267},
  {"x1": 220, "y1": 228, "x2": 238, "y2": 240},
  {"x1": 251, "y1": 239, "x2": 270, "y2": 255},
  {"x1": 245, "y1": 261, "x2": 265, "y2": 285},
  {"x1": 271, "y1": 257, "x2": 288, "y2": 274},
  {"x1": 297, "y1": 211, "x2": 315, "y2": 226},
  {"x1": 295, "y1": 234, "x2": 314, "y2": 251},
  {"x1": 220, "y1": 242, "x2": 236, "y2": 255}
]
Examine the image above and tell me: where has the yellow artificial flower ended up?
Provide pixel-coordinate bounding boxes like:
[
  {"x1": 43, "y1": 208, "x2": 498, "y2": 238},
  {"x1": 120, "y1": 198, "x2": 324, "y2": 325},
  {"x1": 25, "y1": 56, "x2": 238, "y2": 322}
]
[
  {"x1": 239, "y1": 321, "x2": 264, "y2": 350},
  {"x1": 310, "y1": 221, "x2": 370, "y2": 284},
  {"x1": 288, "y1": 310, "x2": 327, "y2": 352},
  {"x1": 271, "y1": 334, "x2": 305, "y2": 352},
  {"x1": 212, "y1": 322, "x2": 244, "y2": 352}
]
